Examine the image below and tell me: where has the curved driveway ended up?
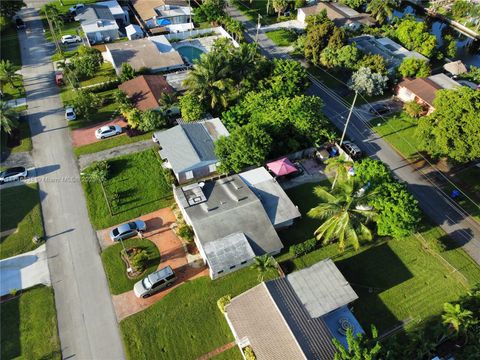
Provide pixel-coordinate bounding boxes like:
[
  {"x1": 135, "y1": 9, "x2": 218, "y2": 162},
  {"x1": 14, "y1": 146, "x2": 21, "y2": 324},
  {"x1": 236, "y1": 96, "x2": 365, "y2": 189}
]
[{"x1": 18, "y1": 8, "x2": 125, "y2": 359}]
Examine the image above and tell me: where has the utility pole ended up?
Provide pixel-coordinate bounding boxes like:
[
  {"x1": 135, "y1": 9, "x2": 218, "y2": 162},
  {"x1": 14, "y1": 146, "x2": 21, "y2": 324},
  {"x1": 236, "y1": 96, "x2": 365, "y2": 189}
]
[
  {"x1": 339, "y1": 91, "x2": 358, "y2": 146},
  {"x1": 255, "y1": 14, "x2": 262, "y2": 44}
]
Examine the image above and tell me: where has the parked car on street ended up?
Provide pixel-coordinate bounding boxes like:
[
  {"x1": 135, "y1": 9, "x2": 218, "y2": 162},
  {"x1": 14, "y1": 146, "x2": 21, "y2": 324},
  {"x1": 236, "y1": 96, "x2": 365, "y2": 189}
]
[
  {"x1": 341, "y1": 141, "x2": 362, "y2": 160},
  {"x1": 109, "y1": 220, "x2": 146, "y2": 242},
  {"x1": 69, "y1": 3, "x2": 84, "y2": 13},
  {"x1": 369, "y1": 104, "x2": 390, "y2": 116},
  {"x1": 15, "y1": 17, "x2": 26, "y2": 29},
  {"x1": 61, "y1": 35, "x2": 81, "y2": 44},
  {"x1": 134, "y1": 266, "x2": 176, "y2": 298},
  {"x1": 65, "y1": 107, "x2": 76, "y2": 121},
  {"x1": 95, "y1": 125, "x2": 122, "y2": 139},
  {"x1": 0, "y1": 167, "x2": 28, "y2": 184}
]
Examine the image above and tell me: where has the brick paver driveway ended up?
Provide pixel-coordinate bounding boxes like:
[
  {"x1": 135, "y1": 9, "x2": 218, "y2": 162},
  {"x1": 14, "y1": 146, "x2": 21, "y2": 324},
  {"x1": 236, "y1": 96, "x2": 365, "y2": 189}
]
[
  {"x1": 71, "y1": 117, "x2": 128, "y2": 147},
  {"x1": 101, "y1": 208, "x2": 208, "y2": 321}
]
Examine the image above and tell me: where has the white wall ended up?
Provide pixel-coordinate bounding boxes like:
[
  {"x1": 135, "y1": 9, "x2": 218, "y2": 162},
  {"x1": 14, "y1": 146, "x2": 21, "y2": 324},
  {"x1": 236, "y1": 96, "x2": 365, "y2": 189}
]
[{"x1": 165, "y1": 27, "x2": 240, "y2": 48}]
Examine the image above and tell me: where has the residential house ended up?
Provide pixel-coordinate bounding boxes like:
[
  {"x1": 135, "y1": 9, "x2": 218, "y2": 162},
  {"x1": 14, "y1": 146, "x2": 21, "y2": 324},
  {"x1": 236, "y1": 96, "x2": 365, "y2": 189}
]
[
  {"x1": 96, "y1": 1, "x2": 129, "y2": 26},
  {"x1": 239, "y1": 167, "x2": 301, "y2": 229},
  {"x1": 153, "y1": 118, "x2": 229, "y2": 183},
  {"x1": 297, "y1": 2, "x2": 376, "y2": 29},
  {"x1": 104, "y1": 36, "x2": 184, "y2": 74},
  {"x1": 118, "y1": 75, "x2": 175, "y2": 112},
  {"x1": 173, "y1": 175, "x2": 286, "y2": 279},
  {"x1": 396, "y1": 73, "x2": 461, "y2": 114},
  {"x1": 125, "y1": 24, "x2": 144, "y2": 40},
  {"x1": 351, "y1": 35, "x2": 429, "y2": 73},
  {"x1": 225, "y1": 259, "x2": 363, "y2": 359},
  {"x1": 131, "y1": 0, "x2": 193, "y2": 33}
]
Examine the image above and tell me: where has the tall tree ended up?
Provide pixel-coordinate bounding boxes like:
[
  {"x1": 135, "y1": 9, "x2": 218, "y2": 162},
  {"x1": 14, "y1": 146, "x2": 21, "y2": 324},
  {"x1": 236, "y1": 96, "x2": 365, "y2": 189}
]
[
  {"x1": 0, "y1": 101, "x2": 18, "y2": 135},
  {"x1": 366, "y1": 0, "x2": 399, "y2": 24},
  {"x1": 349, "y1": 67, "x2": 388, "y2": 97},
  {"x1": 358, "y1": 54, "x2": 388, "y2": 75},
  {"x1": 304, "y1": 22, "x2": 335, "y2": 65},
  {"x1": 272, "y1": 0, "x2": 289, "y2": 19},
  {"x1": 395, "y1": 17, "x2": 437, "y2": 58},
  {"x1": 398, "y1": 57, "x2": 430, "y2": 78},
  {"x1": 442, "y1": 303, "x2": 473, "y2": 334},
  {"x1": 251, "y1": 255, "x2": 277, "y2": 281},
  {"x1": 325, "y1": 154, "x2": 354, "y2": 190},
  {"x1": 0, "y1": 1, "x2": 26, "y2": 17},
  {"x1": 333, "y1": 325, "x2": 382, "y2": 360},
  {"x1": 0, "y1": 59, "x2": 18, "y2": 91},
  {"x1": 307, "y1": 181, "x2": 377, "y2": 251}
]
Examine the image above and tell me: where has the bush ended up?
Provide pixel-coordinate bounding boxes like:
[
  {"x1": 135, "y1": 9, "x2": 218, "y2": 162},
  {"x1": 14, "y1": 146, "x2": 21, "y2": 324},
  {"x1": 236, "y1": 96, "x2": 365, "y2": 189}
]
[
  {"x1": 130, "y1": 249, "x2": 149, "y2": 272},
  {"x1": 216, "y1": 294, "x2": 231, "y2": 313},
  {"x1": 88, "y1": 160, "x2": 110, "y2": 182},
  {"x1": 119, "y1": 63, "x2": 136, "y2": 83},
  {"x1": 178, "y1": 224, "x2": 194, "y2": 241},
  {"x1": 138, "y1": 110, "x2": 168, "y2": 132},
  {"x1": 125, "y1": 127, "x2": 144, "y2": 137},
  {"x1": 289, "y1": 238, "x2": 317, "y2": 257},
  {"x1": 89, "y1": 79, "x2": 120, "y2": 93},
  {"x1": 179, "y1": 93, "x2": 206, "y2": 122},
  {"x1": 403, "y1": 101, "x2": 423, "y2": 118},
  {"x1": 243, "y1": 346, "x2": 256, "y2": 360},
  {"x1": 71, "y1": 90, "x2": 101, "y2": 119},
  {"x1": 295, "y1": 0, "x2": 306, "y2": 9}
]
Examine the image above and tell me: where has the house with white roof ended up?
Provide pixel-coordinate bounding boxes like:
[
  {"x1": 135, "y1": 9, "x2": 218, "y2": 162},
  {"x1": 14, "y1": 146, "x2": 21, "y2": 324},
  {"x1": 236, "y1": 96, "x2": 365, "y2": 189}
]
[{"x1": 131, "y1": 0, "x2": 193, "y2": 33}]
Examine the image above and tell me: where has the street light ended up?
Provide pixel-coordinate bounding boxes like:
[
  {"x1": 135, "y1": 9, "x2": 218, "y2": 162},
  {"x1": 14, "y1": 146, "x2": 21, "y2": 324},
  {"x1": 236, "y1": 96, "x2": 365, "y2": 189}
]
[{"x1": 339, "y1": 90, "x2": 358, "y2": 146}]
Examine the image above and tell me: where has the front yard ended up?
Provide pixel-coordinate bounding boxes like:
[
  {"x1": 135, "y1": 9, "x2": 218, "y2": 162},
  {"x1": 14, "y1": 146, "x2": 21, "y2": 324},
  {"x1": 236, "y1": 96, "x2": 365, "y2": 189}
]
[
  {"x1": 82, "y1": 149, "x2": 173, "y2": 229},
  {"x1": 73, "y1": 131, "x2": 153, "y2": 157},
  {"x1": 278, "y1": 182, "x2": 480, "y2": 334},
  {"x1": 0, "y1": 107, "x2": 32, "y2": 154},
  {"x1": 0, "y1": 285, "x2": 61, "y2": 360},
  {"x1": 0, "y1": 184, "x2": 44, "y2": 259},
  {"x1": 120, "y1": 267, "x2": 275, "y2": 360},
  {"x1": 265, "y1": 29, "x2": 298, "y2": 47},
  {"x1": 102, "y1": 238, "x2": 161, "y2": 295},
  {"x1": 0, "y1": 24, "x2": 21, "y2": 66}
]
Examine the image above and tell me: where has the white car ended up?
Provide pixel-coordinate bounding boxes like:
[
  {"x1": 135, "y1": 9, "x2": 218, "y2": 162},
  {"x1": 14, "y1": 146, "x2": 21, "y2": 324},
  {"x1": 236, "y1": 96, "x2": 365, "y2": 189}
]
[
  {"x1": 95, "y1": 125, "x2": 122, "y2": 139},
  {"x1": 61, "y1": 35, "x2": 81, "y2": 44},
  {"x1": 0, "y1": 167, "x2": 28, "y2": 184},
  {"x1": 69, "y1": 3, "x2": 84, "y2": 13},
  {"x1": 65, "y1": 107, "x2": 76, "y2": 121}
]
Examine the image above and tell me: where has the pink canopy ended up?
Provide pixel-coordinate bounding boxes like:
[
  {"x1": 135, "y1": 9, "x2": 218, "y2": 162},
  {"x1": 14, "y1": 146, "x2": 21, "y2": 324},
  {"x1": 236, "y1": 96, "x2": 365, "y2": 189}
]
[{"x1": 266, "y1": 157, "x2": 298, "y2": 176}]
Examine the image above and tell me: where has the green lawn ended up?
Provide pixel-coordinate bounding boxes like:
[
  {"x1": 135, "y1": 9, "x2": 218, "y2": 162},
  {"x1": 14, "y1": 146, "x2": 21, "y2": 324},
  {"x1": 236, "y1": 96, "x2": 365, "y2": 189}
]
[
  {"x1": 211, "y1": 346, "x2": 243, "y2": 360},
  {"x1": 1, "y1": 76, "x2": 26, "y2": 101},
  {"x1": 0, "y1": 24, "x2": 21, "y2": 66},
  {"x1": 1, "y1": 285, "x2": 61, "y2": 360},
  {"x1": 74, "y1": 132, "x2": 153, "y2": 157},
  {"x1": 120, "y1": 267, "x2": 277, "y2": 360},
  {"x1": 445, "y1": 166, "x2": 480, "y2": 222},
  {"x1": 79, "y1": 62, "x2": 116, "y2": 87},
  {"x1": 265, "y1": 29, "x2": 298, "y2": 47},
  {"x1": 0, "y1": 184, "x2": 44, "y2": 259},
  {"x1": 232, "y1": 0, "x2": 294, "y2": 24},
  {"x1": 82, "y1": 149, "x2": 173, "y2": 229},
  {"x1": 1, "y1": 108, "x2": 32, "y2": 154},
  {"x1": 278, "y1": 182, "x2": 480, "y2": 335},
  {"x1": 101, "y1": 238, "x2": 161, "y2": 295}
]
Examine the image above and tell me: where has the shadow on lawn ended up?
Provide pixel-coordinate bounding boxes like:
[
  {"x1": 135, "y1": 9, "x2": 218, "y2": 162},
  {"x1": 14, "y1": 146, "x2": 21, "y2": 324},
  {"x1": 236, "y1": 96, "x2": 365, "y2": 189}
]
[{"x1": 0, "y1": 289, "x2": 21, "y2": 359}]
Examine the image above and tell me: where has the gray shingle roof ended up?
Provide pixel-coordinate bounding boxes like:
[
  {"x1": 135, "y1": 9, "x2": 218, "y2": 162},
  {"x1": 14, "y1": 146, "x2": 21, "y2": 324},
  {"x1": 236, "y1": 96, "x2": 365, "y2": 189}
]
[{"x1": 75, "y1": 4, "x2": 115, "y2": 22}]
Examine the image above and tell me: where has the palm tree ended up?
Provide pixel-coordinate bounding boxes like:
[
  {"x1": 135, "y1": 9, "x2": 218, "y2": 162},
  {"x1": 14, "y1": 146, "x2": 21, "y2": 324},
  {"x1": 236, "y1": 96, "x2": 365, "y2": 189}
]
[
  {"x1": 272, "y1": 0, "x2": 289, "y2": 19},
  {"x1": 0, "y1": 60, "x2": 19, "y2": 91},
  {"x1": 158, "y1": 92, "x2": 178, "y2": 114},
  {"x1": 325, "y1": 154, "x2": 354, "y2": 190},
  {"x1": 307, "y1": 181, "x2": 377, "y2": 251},
  {"x1": 333, "y1": 325, "x2": 382, "y2": 360},
  {"x1": 367, "y1": 0, "x2": 399, "y2": 24},
  {"x1": 0, "y1": 101, "x2": 19, "y2": 135},
  {"x1": 183, "y1": 54, "x2": 234, "y2": 111},
  {"x1": 442, "y1": 302, "x2": 473, "y2": 334},
  {"x1": 251, "y1": 255, "x2": 277, "y2": 281}
]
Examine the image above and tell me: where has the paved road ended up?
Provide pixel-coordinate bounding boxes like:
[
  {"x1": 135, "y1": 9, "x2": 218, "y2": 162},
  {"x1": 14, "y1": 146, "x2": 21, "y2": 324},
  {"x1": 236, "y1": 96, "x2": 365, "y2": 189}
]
[
  {"x1": 18, "y1": 8, "x2": 125, "y2": 360},
  {"x1": 227, "y1": 5, "x2": 480, "y2": 263}
]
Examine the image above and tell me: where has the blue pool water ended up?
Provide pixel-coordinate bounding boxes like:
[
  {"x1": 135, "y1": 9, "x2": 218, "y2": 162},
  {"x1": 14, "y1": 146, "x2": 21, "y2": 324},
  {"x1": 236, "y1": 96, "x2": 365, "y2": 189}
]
[{"x1": 177, "y1": 46, "x2": 205, "y2": 64}]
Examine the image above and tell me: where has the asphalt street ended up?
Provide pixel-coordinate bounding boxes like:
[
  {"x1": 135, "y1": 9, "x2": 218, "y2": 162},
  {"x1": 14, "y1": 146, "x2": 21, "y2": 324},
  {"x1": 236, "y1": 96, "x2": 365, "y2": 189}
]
[
  {"x1": 227, "y1": 5, "x2": 480, "y2": 263},
  {"x1": 18, "y1": 7, "x2": 125, "y2": 360}
]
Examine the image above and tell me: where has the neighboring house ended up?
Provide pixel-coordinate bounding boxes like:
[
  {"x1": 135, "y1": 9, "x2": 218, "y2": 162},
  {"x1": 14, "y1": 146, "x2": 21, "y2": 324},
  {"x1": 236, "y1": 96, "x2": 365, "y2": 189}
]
[
  {"x1": 297, "y1": 2, "x2": 376, "y2": 29},
  {"x1": 118, "y1": 75, "x2": 175, "y2": 111},
  {"x1": 153, "y1": 118, "x2": 229, "y2": 183},
  {"x1": 131, "y1": 0, "x2": 193, "y2": 33},
  {"x1": 97, "y1": 1, "x2": 129, "y2": 26},
  {"x1": 173, "y1": 175, "x2": 285, "y2": 279},
  {"x1": 225, "y1": 259, "x2": 363, "y2": 359},
  {"x1": 396, "y1": 74, "x2": 461, "y2": 114},
  {"x1": 125, "y1": 24, "x2": 144, "y2": 40},
  {"x1": 75, "y1": 1, "x2": 126, "y2": 44},
  {"x1": 239, "y1": 167, "x2": 301, "y2": 229},
  {"x1": 351, "y1": 35, "x2": 429, "y2": 73},
  {"x1": 104, "y1": 36, "x2": 184, "y2": 74}
]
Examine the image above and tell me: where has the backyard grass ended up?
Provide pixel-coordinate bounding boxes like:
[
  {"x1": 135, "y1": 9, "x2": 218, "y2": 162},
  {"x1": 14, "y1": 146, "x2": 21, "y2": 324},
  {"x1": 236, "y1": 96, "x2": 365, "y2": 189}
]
[
  {"x1": 101, "y1": 238, "x2": 161, "y2": 295},
  {"x1": 74, "y1": 132, "x2": 153, "y2": 157},
  {"x1": 0, "y1": 285, "x2": 61, "y2": 360},
  {"x1": 265, "y1": 29, "x2": 298, "y2": 46},
  {"x1": 82, "y1": 149, "x2": 173, "y2": 229},
  {"x1": 120, "y1": 267, "x2": 277, "y2": 360},
  {"x1": 79, "y1": 62, "x2": 116, "y2": 87},
  {"x1": 0, "y1": 24, "x2": 21, "y2": 66},
  {"x1": 278, "y1": 182, "x2": 480, "y2": 335},
  {"x1": 0, "y1": 184, "x2": 44, "y2": 259}
]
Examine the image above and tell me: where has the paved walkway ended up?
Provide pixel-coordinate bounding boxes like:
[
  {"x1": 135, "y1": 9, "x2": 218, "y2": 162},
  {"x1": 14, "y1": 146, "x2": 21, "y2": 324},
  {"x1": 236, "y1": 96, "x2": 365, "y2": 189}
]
[
  {"x1": 78, "y1": 139, "x2": 154, "y2": 169},
  {"x1": 106, "y1": 209, "x2": 208, "y2": 321},
  {"x1": 0, "y1": 245, "x2": 50, "y2": 296},
  {"x1": 196, "y1": 342, "x2": 237, "y2": 360},
  {"x1": 18, "y1": 8, "x2": 125, "y2": 359},
  {"x1": 71, "y1": 117, "x2": 127, "y2": 147}
]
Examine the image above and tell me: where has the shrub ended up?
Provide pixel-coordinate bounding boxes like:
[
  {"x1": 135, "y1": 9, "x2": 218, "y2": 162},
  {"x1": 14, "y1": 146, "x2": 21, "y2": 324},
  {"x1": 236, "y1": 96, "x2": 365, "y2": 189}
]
[
  {"x1": 178, "y1": 224, "x2": 194, "y2": 241},
  {"x1": 89, "y1": 79, "x2": 120, "y2": 93},
  {"x1": 403, "y1": 101, "x2": 423, "y2": 118},
  {"x1": 130, "y1": 249, "x2": 149, "y2": 271},
  {"x1": 88, "y1": 160, "x2": 110, "y2": 182},
  {"x1": 119, "y1": 63, "x2": 136, "y2": 82},
  {"x1": 217, "y1": 294, "x2": 232, "y2": 313},
  {"x1": 138, "y1": 110, "x2": 168, "y2": 132},
  {"x1": 125, "y1": 127, "x2": 144, "y2": 137},
  {"x1": 72, "y1": 90, "x2": 101, "y2": 119},
  {"x1": 295, "y1": 0, "x2": 306, "y2": 9},
  {"x1": 179, "y1": 93, "x2": 206, "y2": 122},
  {"x1": 289, "y1": 238, "x2": 317, "y2": 257},
  {"x1": 243, "y1": 346, "x2": 256, "y2": 360}
]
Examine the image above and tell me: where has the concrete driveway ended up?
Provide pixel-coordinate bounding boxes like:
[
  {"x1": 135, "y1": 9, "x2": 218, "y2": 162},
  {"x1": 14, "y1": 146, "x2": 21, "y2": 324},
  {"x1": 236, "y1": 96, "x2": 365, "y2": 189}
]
[
  {"x1": 71, "y1": 117, "x2": 128, "y2": 147},
  {"x1": 0, "y1": 245, "x2": 50, "y2": 296},
  {"x1": 100, "y1": 209, "x2": 208, "y2": 321}
]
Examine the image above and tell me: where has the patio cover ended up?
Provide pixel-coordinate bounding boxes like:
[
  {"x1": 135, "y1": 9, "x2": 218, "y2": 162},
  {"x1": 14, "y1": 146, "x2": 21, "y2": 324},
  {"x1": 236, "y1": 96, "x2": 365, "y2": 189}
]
[
  {"x1": 267, "y1": 157, "x2": 297, "y2": 176},
  {"x1": 443, "y1": 60, "x2": 468, "y2": 76}
]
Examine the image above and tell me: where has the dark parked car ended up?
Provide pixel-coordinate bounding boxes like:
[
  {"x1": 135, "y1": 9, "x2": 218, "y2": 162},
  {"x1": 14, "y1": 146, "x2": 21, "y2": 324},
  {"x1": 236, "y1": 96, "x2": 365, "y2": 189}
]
[
  {"x1": 109, "y1": 220, "x2": 146, "y2": 241},
  {"x1": 369, "y1": 104, "x2": 390, "y2": 116},
  {"x1": 341, "y1": 141, "x2": 362, "y2": 160},
  {"x1": 15, "y1": 18, "x2": 26, "y2": 29},
  {"x1": 0, "y1": 166, "x2": 28, "y2": 184}
]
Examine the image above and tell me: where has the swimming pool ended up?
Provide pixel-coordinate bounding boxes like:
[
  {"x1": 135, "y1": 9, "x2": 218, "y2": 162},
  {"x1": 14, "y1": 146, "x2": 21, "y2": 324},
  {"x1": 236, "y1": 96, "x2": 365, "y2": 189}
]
[{"x1": 177, "y1": 46, "x2": 205, "y2": 64}]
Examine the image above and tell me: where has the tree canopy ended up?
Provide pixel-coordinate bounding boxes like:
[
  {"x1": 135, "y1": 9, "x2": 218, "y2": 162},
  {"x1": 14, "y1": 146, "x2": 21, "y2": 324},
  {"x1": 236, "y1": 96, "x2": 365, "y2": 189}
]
[
  {"x1": 0, "y1": 1, "x2": 26, "y2": 17},
  {"x1": 358, "y1": 53, "x2": 388, "y2": 75},
  {"x1": 349, "y1": 67, "x2": 388, "y2": 96},
  {"x1": 416, "y1": 87, "x2": 480, "y2": 163},
  {"x1": 304, "y1": 22, "x2": 335, "y2": 65},
  {"x1": 395, "y1": 17, "x2": 437, "y2": 58},
  {"x1": 398, "y1": 57, "x2": 430, "y2": 78}
]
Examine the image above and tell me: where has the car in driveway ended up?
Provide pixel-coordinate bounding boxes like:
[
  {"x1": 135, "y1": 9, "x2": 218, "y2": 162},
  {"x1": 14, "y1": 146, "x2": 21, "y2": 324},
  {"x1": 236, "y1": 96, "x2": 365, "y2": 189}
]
[
  {"x1": 341, "y1": 141, "x2": 362, "y2": 160},
  {"x1": 109, "y1": 220, "x2": 146, "y2": 242},
  {"x1": 369, "y1": 104, "x2": 390, "y2": 116},
  {"x1": 61, "y1": 35, "x2": 81, "y2": 44},
  {"x1": 0, "y1": 167, "x2": 28, "y2": 184},
  {"x1": 65, "y1": 107, "x2": 76, "y2": 121},
  {"x1": 134, "y1": 266, "x2": 176, "y2": 298},
  {"x1": 95, "y1": 125, "x2": 122, "y2": 139}
]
